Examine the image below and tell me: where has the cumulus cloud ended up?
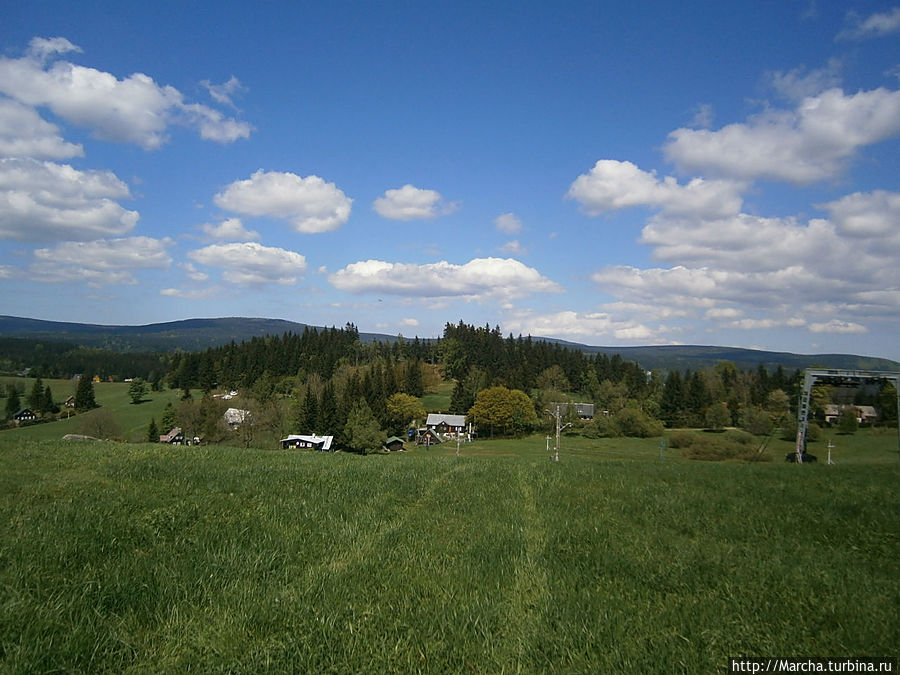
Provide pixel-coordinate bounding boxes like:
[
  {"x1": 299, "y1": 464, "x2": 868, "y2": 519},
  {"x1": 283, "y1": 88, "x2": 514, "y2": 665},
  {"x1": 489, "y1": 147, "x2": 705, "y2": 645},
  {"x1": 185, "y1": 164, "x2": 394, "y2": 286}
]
[
  {"x1": 199, "y1": 217, "x2": 260, "y2": 241},
  {"x1": 503, "y1": 310, "x2": 659, "y2": 342},
  {"x1": 819, "y1": 190, "x2": 900, "y2": 239},
  {"x1": 567, "y1": 160, "x2": 744, "y2": 219},
  {"x1": 0, "y1": 157, "x2": 138, "y2": 241},
  {"x1": 499, "y1": 240, "x2": 527, "y2": 255},
  {"x1": 214, "y1": 170, "x2": 352, "y2": 233},
  {"x1": 329, "y1": 257, "x2": 562, "y2": 300},
  {"x1": 27, "y1": 37, "x2": 82, "y2": 62},
  {"x1": 664, "y1": 87, "x2": 900, "y2": 184},
  {"x1": 809, "y1": 319, "x2": 868, "y2": 334},
  {"x1": 0, "y1": 37, "x2": 251, "y2": 149},
  {"x1": 30, "y1": 236, "x2": 171, "y2": 285},
  {"x1": 837, "y1": 7, "x2": 900, "y2": 40},
  {"x1": 201, "y1": 76, "x2": 245, "y2": 109},
  {"x1": 189, "y1": 241, "x2": 307, "y2": 285},
  {"x1": 0, "y1": 97, "x2": 83, "y2": 159},
  {"x1": 373, "y1": 184, "x2": 457, "y2": 220},
  {"x1": 494, "y1": 212, "x2": 523, "y2": 234},
  {"x1": 768, "y1": 60, "x2": 842, "y2": 102}
]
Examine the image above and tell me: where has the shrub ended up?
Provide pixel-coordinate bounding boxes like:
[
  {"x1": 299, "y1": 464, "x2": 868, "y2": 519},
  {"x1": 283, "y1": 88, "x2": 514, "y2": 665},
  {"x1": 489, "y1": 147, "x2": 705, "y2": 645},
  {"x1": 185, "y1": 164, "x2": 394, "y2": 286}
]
[
  {"x1": 675, "y1": 430, "x2": 771, "y2": 462},
  {"x1": 667, "y1": 430, "x2": 695, "y2": 449},
  {"x1": 582, "y1": 415, "x2": 620, "y2": 438},
  {"x1": 616, "y1": 408, "x2": 664, "y2": 438},
  {"x1": 740, "y1": 405, "x2": 774, "y2": 436}
]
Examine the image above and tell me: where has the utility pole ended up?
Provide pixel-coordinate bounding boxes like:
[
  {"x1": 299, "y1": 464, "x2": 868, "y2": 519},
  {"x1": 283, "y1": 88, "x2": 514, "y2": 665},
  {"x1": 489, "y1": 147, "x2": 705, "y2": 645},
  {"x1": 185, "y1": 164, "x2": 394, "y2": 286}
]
[{"x1": 546, "y1": 404, "x2": 572, "y2": 462}]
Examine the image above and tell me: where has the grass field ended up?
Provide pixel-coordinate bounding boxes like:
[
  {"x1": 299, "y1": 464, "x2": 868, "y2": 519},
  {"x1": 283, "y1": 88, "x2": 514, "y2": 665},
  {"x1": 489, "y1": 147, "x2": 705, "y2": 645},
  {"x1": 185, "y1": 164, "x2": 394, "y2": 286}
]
[
  {"x1": 1, "y1": 377, "x2": 185, "y2": 443},
  {"x1": 1, "y1": 429, "x2": 898, "y2": 673}
]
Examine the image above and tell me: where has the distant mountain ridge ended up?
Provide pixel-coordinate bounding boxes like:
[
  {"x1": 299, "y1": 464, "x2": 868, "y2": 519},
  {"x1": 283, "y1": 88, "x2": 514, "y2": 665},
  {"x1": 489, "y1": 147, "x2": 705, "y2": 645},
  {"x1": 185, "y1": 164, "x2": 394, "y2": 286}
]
[{"x1": 1, "y1": 315, "x2": 897, "y2": 373}]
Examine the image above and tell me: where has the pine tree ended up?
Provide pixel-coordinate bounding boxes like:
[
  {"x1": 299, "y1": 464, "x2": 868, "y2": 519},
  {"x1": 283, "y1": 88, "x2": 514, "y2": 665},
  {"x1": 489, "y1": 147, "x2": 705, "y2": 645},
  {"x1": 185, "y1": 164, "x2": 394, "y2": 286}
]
[
  {"x1": 42, "y1": 385, "x2": 56, "y2": 414},
  {"x1": 74, "y1": 374, "x2": 97, "y2": 412},
  {"x1": 5, "y1": 385, "x2": 21, "y2": 420},
  {"x1": 317, "y1": 382, "x2": 338, "y2": 435},
  {"x1": 147, "y1": 418, "x2": 159, "y2": 442},
  {"x1": 161, "y1": 402, "x2": 177, "y2": 432},
  {"x1": 28, "y1": 377, "x2": 45, "y2": 411}
]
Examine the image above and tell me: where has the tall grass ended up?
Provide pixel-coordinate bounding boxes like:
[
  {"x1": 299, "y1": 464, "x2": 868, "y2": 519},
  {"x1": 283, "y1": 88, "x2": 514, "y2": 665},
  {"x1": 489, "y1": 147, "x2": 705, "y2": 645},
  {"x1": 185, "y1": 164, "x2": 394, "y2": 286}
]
[{"x1": 1, "y1": 438, "x2": 897, "y2": 672}]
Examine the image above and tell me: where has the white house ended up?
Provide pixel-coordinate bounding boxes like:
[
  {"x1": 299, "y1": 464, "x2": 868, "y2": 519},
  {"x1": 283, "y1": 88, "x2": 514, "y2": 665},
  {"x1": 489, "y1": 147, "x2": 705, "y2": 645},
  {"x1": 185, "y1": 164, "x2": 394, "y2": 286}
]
[
  {"x1": 224, "y1": 408, "x2": 251, "y2": 428},
  {"x1": 279, "y1": 434, "x2": 334, "y2": 451}
]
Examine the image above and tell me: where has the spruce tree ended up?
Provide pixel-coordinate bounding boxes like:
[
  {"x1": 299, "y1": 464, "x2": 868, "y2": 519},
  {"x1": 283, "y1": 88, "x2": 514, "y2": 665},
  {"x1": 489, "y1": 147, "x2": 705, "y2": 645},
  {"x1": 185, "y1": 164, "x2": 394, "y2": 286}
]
[
  {"x1": 42, "y1": 385, "x2": 56, "y2": 414},
  {"x1": 5, "y1": 386, "x2": 21, "y2": 419},
  {"x1": 28, "y1": 377, "x2": 45, "y2": 411},
  {"x1": 74, "y1": 374, "x2": 97, "y2": 412},
  {"x1": 147, "y1": 418, "x2": 159, "y2": 442}
]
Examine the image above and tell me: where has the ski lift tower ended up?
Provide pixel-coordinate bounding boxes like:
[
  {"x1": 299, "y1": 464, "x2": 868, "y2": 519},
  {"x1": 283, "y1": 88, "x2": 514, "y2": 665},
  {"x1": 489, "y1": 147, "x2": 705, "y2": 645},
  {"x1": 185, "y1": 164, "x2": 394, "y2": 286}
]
[{"x1": 794, "y1": 368, "x2": 900, "y2": 463}]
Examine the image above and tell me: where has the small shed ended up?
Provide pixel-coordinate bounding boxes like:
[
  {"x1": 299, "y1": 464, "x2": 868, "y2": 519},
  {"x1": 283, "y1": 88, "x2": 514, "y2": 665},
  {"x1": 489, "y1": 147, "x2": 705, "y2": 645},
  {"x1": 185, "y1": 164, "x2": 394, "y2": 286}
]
[{"x1": 384, "y1": 436, "x2": 405, "y2": 452}]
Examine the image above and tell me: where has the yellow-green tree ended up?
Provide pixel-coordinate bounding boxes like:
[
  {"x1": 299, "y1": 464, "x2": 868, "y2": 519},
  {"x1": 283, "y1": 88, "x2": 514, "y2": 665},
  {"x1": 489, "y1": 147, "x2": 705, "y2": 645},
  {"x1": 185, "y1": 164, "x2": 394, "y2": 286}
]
[
  {"x1": 468, "y1": 386, "x2": 537, "y2": 437},
  {"x1": 385, "y1": 393, "x2": 425, "y2": 434}
]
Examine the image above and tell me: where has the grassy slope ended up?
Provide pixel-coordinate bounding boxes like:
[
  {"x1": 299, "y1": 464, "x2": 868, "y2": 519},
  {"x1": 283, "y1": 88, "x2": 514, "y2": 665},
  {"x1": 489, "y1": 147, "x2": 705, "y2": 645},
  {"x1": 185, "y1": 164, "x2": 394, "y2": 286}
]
[
  {"x1": 1, "y1": 378, "x2": 185, "y2": 443},
  {"x1": 1, "y1": 432, "x2": 897, "y2": 673}
]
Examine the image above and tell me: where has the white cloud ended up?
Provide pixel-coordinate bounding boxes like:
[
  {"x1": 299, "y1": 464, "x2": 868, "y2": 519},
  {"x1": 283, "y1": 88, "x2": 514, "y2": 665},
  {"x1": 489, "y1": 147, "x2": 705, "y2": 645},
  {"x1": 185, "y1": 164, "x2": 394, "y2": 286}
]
[
  {"x1": 705, "y1": 307, "x2": 743, "y2": 319},
  {"x1": 27, "y1": 37, "x2": 82, "y2": 62},
  {"x1": 499, "y1": 239, "x2": 527, "y2": 255},
  {"x1": 503, "y1": 310, "x2": 660, "y2": 342},
  {"x1": 0, "y1": 37, "x2": 251, "y2": 149},
  {"x1": 0, "y1": 157, "x2": 138, "y2": 241},
  {"x1": 837, "y1": 7, "x2": 900, "y2": 40},
  {"x1": 494, "y1": 212, "x2": 523, "y2": 234},
  {"x1": 820, "y1": 190, "x2": 900, "y2": 238},
  {"x1": 199, "y1": 217, "x2": 260, "y2": 241},
  {"x1": 329, "y1": 257, "x2": 562, "y2": 300},
  {"x1": 373, "y1": 184, "x2": 457, "y2": 220},
  {"x1": 160, "y1": 286, "x2": 221, "y2": 300},
  {"x1": 400, "y1": 318, "x2": 419, "y2": 327},
  {"x1": 214, "y1": 170, "x2": 352, "y2": 233},
  {"x1": 180, "y1": 262, "x2": 209, "y2": 281},
  {"x1": 768, "y1": 59, "x2": 842, "y2": 102},
  {"x1": 189, "y1": 241, "x2": 307, "y2": 286},
  {"x1": 201, "y1": 76, "x2": 245, "y2": 108},
  {"x1": 809, "y1": 319, "x2": 868, "y2": 334},
  {"x1": 0, "y1": 97, "x2": 84, "y2": 159},
  {"x1": 30, "y1": 236, "x2": 171, "y2": 285},
  {"x1": 567, "y1": 159, "x2": 743, "y2": 219},
  {"x1": 689, "y1": 103, "x2": 715, "y2": 128},
  {"x1": 665, "y1": 87, "x2": 900, "y2": 184}
]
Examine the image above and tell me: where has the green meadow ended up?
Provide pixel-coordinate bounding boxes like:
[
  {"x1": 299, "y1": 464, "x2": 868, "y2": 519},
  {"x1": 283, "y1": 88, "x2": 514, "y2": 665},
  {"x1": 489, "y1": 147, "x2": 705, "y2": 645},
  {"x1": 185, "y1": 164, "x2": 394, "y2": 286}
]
[{"x1": 1, "y1": 428, "x2": 898, "y2": 673}]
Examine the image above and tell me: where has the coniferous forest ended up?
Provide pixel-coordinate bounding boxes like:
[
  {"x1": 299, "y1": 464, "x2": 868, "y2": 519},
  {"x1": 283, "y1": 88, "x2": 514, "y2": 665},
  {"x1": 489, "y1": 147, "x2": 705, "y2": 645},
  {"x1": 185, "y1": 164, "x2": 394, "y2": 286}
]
[{"x1": 2, "y1": 321, "x2": 897, "y2": 452}]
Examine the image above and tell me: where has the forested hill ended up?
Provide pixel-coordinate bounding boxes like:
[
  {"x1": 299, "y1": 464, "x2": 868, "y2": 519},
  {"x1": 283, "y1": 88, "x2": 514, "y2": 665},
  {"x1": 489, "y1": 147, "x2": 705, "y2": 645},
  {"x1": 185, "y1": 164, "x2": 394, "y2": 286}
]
[{"x1": 1, "y1": 315, "x2": 897, "y2": 374}]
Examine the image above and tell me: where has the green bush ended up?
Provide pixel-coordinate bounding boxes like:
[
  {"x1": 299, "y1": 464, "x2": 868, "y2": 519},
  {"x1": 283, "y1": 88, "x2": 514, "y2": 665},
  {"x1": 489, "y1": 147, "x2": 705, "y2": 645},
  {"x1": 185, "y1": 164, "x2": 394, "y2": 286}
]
[
  {"x1": 740, "y1": 405, "x2": 774, "y2": 436},
  {"x1": 616, "y1": 408, "x2": 664, "y2": 438},
  {"x1": 582, "y1": 414, "x2": 620, "y2": 438},
  {"x1": 673, "y1": 430, "x2": 771, "y2": 462}
]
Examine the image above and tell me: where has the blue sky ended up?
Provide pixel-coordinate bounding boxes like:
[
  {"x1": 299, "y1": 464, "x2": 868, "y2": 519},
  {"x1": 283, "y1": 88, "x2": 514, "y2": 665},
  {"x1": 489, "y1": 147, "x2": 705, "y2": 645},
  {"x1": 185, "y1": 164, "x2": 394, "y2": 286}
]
[{"x1": 2, "y1": 1, "x2": 900, "y2": 360}]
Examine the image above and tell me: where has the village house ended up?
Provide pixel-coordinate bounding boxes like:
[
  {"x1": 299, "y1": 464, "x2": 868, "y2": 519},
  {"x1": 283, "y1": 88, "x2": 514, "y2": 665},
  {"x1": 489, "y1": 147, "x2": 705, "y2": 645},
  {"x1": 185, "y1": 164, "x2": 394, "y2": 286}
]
[
  {"x1": 550, "y1": 402, "x2": 596, "y2": 420},
  {"x1": 823, "y1": 404, "x2": 878, "y2": 425},
  {"x1": 159, "y1": 427, "x2": 184, "y2": 444},
  {"x1": 279, "y1": 434, "x2": 334, "y2": 451},
  {"x1": 224, "y1": 408, "x2": 251, "y2": 429},
  {"x1": 13, "y1": 408, "x2": 37, "y2": 424},
  {"x1": 425, "y1": 413, "x2": 467, "y2": 435}
]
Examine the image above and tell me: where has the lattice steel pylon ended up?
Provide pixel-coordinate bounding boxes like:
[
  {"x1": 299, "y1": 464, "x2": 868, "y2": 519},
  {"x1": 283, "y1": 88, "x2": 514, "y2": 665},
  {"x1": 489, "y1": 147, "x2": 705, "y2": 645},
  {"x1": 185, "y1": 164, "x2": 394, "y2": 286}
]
[{"x1": 794, "y1": 369, "x2": 900, "y2": 463}]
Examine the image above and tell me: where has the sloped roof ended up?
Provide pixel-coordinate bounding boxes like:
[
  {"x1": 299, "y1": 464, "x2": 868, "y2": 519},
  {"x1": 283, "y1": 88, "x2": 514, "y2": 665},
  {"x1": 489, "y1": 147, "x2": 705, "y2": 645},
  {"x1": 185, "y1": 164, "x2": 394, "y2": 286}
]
[
  {"x1": 224, "y1": 408, "x2": 251, "y2": 424},
  {"x1": 426, "y1": 413, "x2": 466, "y2": 427},
  {"x1": 280, "y1": 434, "x2": 333, "y2": 450}
]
